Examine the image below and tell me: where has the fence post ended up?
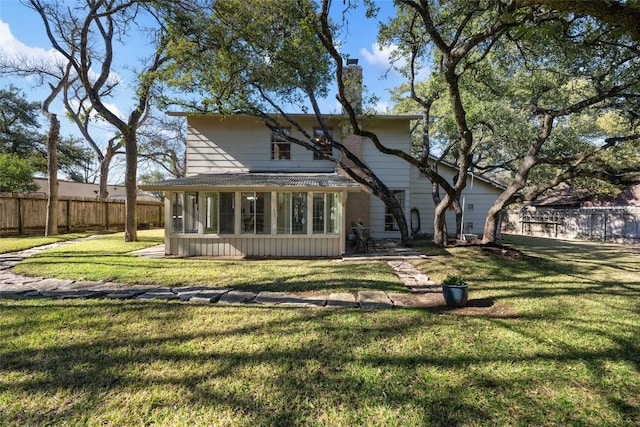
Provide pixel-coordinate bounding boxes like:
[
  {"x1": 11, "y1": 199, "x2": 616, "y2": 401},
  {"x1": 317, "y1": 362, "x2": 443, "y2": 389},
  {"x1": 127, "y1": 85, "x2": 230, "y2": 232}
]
[
  {"x1": 105, "y1": 200, "x2": 109, "y2": 230},
  {"x1": 17, "y1": 196, "x2": 23, "y2": 235},
  {"x1": 66, "y1": 199, "x2": 71, "y2": 232}
]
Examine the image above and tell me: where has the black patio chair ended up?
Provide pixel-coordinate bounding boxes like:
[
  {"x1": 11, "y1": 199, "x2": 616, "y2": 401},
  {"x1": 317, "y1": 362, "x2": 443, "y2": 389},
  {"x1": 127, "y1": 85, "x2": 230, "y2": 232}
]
[{"x1": 351, "y1": 221, "x2": 376, "y2": 252}]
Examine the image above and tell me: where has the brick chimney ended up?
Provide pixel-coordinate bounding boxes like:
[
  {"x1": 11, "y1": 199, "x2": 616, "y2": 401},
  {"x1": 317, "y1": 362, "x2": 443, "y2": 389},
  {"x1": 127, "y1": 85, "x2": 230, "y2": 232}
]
[
  {"x1": 340, "y1": 58, "x2": 364, "y2": 159},
  {"x1": 343, "y1": 58, "x2": 363, "y2": 114},
  {"x1": 340, "y1": 58, "x2": 371, "y2": 229}
]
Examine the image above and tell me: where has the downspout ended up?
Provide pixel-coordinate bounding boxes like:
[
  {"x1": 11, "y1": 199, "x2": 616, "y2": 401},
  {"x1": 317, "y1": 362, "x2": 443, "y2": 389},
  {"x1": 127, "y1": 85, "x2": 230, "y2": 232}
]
[{"x1": 341, "y1": 189, "x2": 348, "y2": 255}]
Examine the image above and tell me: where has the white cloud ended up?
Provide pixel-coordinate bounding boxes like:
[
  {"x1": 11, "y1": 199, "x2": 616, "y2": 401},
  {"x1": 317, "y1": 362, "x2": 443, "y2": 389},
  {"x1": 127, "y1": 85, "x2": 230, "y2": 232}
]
[
  {"x1": 0, "y1": 19, "x2": 64, "y2": 68},
  {"x1": 67, "y1": 98, "x2": 127, "y2": 125},
  {"x1": 374, "y1": 101, "x2": 390, "y2": 113},
  {"x1": 101, "y1": 102, "x2": 126, "y2": 121},
  {"x1": 0, "y1": 19, "x2": 122, "y2": 87},
  {"x1": 360, "y1": 42, "x2": 406, "y2": 72}
]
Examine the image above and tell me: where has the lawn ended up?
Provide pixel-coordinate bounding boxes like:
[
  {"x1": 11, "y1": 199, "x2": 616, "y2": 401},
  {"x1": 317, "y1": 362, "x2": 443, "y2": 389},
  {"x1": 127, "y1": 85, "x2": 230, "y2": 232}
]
[
  {"x1": 12, "y1": 230, "x2": 406, "y2": 294},
  {"x1": 0, "y1": 233, "x2": 92, "y2": 254},
  {"x1": 1, "y1": 233, "x2": 638, "y2": 426}
]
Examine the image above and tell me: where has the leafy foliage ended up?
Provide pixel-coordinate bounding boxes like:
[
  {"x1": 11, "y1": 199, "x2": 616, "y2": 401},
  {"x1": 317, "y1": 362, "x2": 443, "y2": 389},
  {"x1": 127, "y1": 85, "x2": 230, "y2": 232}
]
[
  {"x1": 0, "y1": 153, "x2": 38, "y2": 193},
  {"x1": 441, "y1": 275, "x2": 467, "y2": 286},
  {"x1": 0, "y1": 85, "x2": 42, "y2": 160},
  {"x1": 0, "y1": 85, "x2": 96, "y2": 180},
  {"x1": 159, "y1": 0, "x2": 332, "y2": 113},
  {"x1": 387, "y1": 3, "x2": 640, "y2": 200}
]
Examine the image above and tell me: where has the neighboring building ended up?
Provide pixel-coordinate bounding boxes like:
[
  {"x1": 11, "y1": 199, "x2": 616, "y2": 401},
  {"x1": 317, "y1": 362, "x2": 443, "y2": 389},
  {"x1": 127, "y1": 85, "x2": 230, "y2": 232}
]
[
  {"x1": 581, "y1": 184, "x2": 640, "y2": 207},
  {"x1": 530, "y1": 183, "x2": 640, "y2": 209},
  {"x1": 33, "y1": 178, "x2": 128, "y2": 199},
  {"x1": 33, "y1": 177, "x2": 160, "y2": 202},
  {"x1": 503, "y1": 183, "x2": 640, "y2": 242},
  {"x1": 141, "y1": 64, "x2": 504, "y2": 257}
]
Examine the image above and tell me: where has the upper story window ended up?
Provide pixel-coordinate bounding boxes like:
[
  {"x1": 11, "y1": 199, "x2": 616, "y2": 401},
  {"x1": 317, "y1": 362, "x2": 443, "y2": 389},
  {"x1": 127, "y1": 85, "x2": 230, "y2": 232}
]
[
  {"x1": 313, "y1": 127, "x2": 333, "y2": 160},
  {"x1": 271, "y1": 128, "x2": 291, "y2": 160}
]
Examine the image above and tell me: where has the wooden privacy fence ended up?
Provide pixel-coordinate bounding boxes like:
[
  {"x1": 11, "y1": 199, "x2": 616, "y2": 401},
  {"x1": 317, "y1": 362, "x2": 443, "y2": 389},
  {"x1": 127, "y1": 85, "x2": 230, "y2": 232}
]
[
  {"x1": 502, "y1": 206, "x2": 640, "y2": 243},
  {"x1": 0, "y1": 194, "x2": 164, "y2": 236}
]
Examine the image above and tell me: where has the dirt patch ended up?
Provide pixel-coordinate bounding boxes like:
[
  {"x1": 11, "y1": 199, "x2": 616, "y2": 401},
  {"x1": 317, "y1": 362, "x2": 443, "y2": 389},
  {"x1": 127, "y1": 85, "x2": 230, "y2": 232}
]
[
  {"x1": 452, "y1": 298, "x2": 519, "y2": 318},
  {"x1": 390, "y1": 291, "x2": 519, "y2": 318},
  {"x1": 451, "y1": 241, "x2": 531, "y2": 260},
  {"x1": 480, "y1": 245, "x2": 529, "y2": 259}
]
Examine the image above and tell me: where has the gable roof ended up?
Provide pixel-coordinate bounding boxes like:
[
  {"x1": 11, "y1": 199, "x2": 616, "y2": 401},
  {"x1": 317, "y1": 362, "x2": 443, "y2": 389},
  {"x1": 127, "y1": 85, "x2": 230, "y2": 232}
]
[{"x1": 426, "y1": 155, "x2": 507, "y2": 191}]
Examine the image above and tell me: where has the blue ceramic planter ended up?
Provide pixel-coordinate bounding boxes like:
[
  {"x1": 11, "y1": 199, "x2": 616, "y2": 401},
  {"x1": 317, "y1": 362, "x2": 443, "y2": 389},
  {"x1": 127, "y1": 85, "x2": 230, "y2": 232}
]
[{"x1": 442, "y1": 284, "x2": 469, "y2": 308}]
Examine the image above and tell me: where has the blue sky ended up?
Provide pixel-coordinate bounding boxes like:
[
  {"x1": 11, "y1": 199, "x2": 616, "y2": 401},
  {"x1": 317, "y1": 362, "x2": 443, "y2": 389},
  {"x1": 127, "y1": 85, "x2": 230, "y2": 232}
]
[{"x1": 0, "y1": 0, "x2": 409, "y2": 178}]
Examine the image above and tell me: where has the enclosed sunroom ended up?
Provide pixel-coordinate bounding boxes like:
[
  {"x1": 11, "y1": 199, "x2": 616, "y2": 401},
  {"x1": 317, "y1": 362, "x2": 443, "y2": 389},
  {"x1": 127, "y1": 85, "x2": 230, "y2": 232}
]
[{"x1": 141, "y1": 172, "x2": 358, "y2": 257}]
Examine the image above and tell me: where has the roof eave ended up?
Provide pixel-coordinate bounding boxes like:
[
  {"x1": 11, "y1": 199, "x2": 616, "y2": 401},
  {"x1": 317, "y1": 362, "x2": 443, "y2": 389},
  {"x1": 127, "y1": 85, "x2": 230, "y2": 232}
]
[
  {"x1": 139, "y1": 184, "x2": 360, "y2": 192},
  {"x1": 166, "y1": 111, "x2": 422, "y2": 120}
]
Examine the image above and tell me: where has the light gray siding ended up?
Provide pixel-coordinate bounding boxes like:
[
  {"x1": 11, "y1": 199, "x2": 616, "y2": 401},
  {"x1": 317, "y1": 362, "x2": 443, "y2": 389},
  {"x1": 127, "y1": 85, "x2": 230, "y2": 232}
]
[
  {"x1": 168, "y1": 235, "x2": 342, "y2": 257},
  {"x1": 362, "y1": 121, "x2": 412, "y2": 239},
  {"x1": 410, "y1": 165, "x2": 502, "y2": 237},
  {"x1": 186, "y1": 116, "x2": 336, "y2": 175}
]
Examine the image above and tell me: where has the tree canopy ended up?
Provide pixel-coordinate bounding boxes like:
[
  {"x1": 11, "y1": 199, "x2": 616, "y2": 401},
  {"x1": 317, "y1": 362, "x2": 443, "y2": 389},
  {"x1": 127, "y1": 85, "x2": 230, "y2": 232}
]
[
  {"x1": 0, "y1": 85, "x2": 41, "y2": 161},
  {"x1": 0, "y1": 85, "x2": 95, "y2": 181},
  {"x1": 382, "y1": 0, "x2": 640, "y2": 242},
  {"x1": 0, "y1": 154, "x2": 39, "y2": 193}
]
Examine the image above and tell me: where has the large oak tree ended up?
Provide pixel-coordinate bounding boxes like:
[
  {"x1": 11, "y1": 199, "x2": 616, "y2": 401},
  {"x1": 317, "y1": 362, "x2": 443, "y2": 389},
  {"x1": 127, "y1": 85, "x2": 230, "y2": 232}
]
[{"x1": 28, "y1": 0, "x2": 176, "y2": 241}]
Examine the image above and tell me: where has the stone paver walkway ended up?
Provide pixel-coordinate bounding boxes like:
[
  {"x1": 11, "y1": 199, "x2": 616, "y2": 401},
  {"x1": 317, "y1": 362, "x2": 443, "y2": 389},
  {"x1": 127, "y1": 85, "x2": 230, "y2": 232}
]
[{"x1": 0, "y1": 239, "x2": 449, "y2": 309}]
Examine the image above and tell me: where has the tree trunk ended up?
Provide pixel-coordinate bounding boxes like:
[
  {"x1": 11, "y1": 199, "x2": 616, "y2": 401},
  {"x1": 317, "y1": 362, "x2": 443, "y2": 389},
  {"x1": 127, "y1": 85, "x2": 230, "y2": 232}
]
[
  {"x1": 482, "y1": 203, "x2": 503, "y2": 243},
  {"x1": 453, "y1": 198, "x2": 462, "y2": 240},
  {"x1": 45, "y1": 113, "x2": 60, "y2": 236},
  {"x1": 482, "y1": 114, "x2": 555, "y2": 243},
  {"x1": 482, "y1": 178, "x2": 526, "y2": 243},
  {"x1": 99, "y1": 159, "x2": 110, "y2": 199},
  {"x1": 124, "y1": 130, "x2": 138, "y2": 242},
  {"x1": 386, "y1": 195, "x2": 411, "y2": 246},
  {"x1": 430, "y1": 174, "x2": 448, "y2": 245},
  {"x1": 433, "y1": 197, "x2": 449, "y2": 246},
  {"x1": 98, "y1": 144, "x2": 115, "y2": 199}
]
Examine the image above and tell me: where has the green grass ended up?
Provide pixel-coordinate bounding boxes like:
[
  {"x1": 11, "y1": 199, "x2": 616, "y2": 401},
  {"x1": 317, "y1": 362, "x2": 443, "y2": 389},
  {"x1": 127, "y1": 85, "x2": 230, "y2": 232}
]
[
  {"x1": 0, "y1": 233, "x2": 92, "y2": 254},
  {"x1": 1, "y1": 234, "x2": 638, "y2": 425},
  {"x1": 12, "y1": 230, "x2": 405, "y2": 293}
]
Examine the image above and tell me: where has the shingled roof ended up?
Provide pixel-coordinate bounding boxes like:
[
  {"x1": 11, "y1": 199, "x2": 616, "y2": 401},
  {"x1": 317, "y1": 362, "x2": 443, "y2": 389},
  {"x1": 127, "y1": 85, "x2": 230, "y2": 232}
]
[{"x1": 140, "y1": 172, "x2": 360, "y2": 191}]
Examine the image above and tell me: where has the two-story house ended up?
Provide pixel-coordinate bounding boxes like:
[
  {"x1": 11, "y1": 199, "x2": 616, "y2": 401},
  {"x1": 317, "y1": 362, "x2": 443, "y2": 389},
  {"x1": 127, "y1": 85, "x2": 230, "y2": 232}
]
[{"x1": 142, "y1": 63, "x2": 504, "y2": 257}]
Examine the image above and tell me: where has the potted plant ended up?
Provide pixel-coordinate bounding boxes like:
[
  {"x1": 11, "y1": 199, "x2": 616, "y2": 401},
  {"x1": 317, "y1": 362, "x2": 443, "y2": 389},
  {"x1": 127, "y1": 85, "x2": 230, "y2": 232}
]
[{"x1": 441, "y1": 275, "x2": 469, "y2": 308}]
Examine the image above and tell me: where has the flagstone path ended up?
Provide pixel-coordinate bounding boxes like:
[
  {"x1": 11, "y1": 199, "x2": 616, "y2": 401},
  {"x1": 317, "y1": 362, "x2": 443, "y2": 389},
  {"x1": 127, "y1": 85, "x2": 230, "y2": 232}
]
[{"x1": 0, "y1": 238, "x2": 450, "y2": 309}]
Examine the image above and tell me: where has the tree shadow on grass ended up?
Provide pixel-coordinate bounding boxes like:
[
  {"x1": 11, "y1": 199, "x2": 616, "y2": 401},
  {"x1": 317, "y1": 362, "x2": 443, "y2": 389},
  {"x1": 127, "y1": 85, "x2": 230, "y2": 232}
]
[
  {"x1": 0, "y1": 299, "x2": 637, "y2": 426},
  {"x1": 415, "y1": 240, "x2": 640, "y2": 304}
]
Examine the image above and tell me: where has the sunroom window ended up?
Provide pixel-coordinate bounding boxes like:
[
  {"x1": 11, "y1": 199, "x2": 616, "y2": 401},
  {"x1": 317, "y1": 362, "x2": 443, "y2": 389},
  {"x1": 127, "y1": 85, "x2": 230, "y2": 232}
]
[
  {"x1": 219, "y1": 192, "x2": 235, "y2": 234},
  {"x1": 277, "y1": 192, "x2": 307, "y2": 234},
  {"x1": 241, "y1": 192, "x2": 271, "y2": 234},
  {"x1": 184, "y1": 192, "x2": 198, "y2": 233},
  {"x1": 171, "y1": 192, "x2": 184, "y2": 233},
  {"x1": 203, "y1": 192, "x2": 235, "y2": 234},
  {"x1": 170, "y1": 192, "x2": 198, "y2": 234},
  {"x1": 204, "y1": 192, "x2": 218, "y2": 233},
  {"x1": 313, "y1": 192, "x2": 339, "y2": 233}
]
